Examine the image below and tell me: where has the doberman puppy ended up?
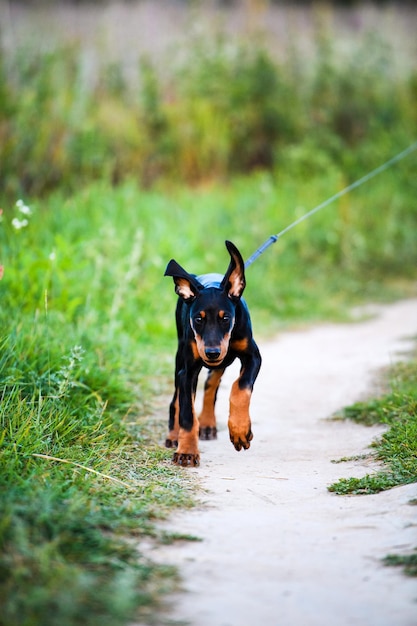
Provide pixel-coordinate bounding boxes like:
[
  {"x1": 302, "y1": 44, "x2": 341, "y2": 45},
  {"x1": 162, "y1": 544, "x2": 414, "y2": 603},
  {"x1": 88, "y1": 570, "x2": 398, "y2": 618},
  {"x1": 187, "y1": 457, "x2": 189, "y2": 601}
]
[{"x1": 164, "y1": 240, "x2": 261, "y2": 467}]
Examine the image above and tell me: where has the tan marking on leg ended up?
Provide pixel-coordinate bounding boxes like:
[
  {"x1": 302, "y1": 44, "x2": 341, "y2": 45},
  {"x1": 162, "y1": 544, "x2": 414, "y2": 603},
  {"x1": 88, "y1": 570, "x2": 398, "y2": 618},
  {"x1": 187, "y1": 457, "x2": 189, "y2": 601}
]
[
  {"x1": 228, "y1": 381, "x2": 253, "y2": 451},
  {"x1": 173, "y1": 416, "x2": 200, "y2": 467},
  {"x1": 231, "y1": 337, "x2": 249, "y2": 352},
  {"x1": 198, "y1": 369, "x2": 223, "y2": 439}
]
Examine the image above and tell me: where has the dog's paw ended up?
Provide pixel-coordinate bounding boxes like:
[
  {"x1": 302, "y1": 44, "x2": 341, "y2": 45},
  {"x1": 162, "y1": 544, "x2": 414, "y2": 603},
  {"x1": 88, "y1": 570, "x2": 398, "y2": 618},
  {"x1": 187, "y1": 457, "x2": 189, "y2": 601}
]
[
  {"x1": 199, "y1": 426, "x2": 217, "y2": 440},
  {"x1": 172, "y1": 452, "x2": 200, "y2": 467},
  {"x1": 228, "y1": 424, "x2": 253, "y2": 451},
  {"x1": 165, "y1": 429, "x2": 179, "y2": 448}
]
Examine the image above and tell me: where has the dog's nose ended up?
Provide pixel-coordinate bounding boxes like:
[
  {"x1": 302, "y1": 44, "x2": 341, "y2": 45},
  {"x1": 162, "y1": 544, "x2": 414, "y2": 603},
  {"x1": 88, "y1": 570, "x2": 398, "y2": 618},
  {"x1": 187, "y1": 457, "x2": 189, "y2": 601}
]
[{"x1": 205, "y1": 348, "x2": 221, "y2": 361}]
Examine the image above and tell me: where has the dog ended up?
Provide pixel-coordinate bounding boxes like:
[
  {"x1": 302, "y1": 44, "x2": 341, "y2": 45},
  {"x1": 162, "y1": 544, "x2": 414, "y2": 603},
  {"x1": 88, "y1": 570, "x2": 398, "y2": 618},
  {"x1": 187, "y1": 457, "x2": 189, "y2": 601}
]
[{"x1": 164, "y1": 240, "x2": 261, "y2": 466}]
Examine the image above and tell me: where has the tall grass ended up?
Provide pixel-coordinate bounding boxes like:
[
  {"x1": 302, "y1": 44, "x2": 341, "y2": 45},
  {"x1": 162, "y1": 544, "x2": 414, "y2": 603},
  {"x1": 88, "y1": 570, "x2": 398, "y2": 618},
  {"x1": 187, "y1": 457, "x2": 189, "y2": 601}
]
[
  {"x1": 0, "y1": 198, "x2": 194, "y2": 623},
  {"x1": 0, "y1": 29, "x2": 415, "y2": 196},
  {"x1": 0, "y1": 263, "x2": 193, "y2": 624}
]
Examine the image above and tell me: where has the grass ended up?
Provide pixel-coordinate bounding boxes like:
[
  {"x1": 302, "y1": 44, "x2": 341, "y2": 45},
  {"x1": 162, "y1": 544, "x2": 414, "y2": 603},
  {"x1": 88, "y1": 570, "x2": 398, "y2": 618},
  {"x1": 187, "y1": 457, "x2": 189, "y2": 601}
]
[
  {"x1": 383, "y1": 552, "x2": 417, "y2": 577},
  {"x1": 0, "y1": 22, "x2": 417, "y2": 625},
  {"x1": 328, "y1": 354, "x2": 417, "y2": 496},
  {"x1": 0, "y1": 241, "x2": 193, "y2": 624},
  {"x1": 0, "y1": 329, "x2": 193, "y2": 625}
]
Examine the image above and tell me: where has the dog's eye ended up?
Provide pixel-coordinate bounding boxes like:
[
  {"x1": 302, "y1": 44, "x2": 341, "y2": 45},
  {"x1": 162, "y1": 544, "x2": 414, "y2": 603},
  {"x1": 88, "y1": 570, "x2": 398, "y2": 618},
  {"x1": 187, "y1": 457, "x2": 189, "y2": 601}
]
[
  {"x1": 194, "y1": 316, "x2": 203, "y2": 325},
  {"x1": 221, "y1": 314, "x2": 231, "y2": 324}
]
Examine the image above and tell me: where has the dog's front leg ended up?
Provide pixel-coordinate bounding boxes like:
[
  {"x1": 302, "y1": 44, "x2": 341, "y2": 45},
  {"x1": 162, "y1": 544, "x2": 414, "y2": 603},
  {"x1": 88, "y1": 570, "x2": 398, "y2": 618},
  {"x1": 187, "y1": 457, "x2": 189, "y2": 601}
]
[
  {"x1": 198, "y1": 368, "x2": 224, "y2": 440},
  {"x1": 165, "y1": 389, "x2": 179, "y2": 448},
  {"x1": 165, "y1": 345, "x2": 184, "y2": 448},
  {"x1": 173, "y1": 363, "x2": 202, "y2": 467},
  {"x1": 228, "y1": 342, "x2": 261, "y2": 451}
]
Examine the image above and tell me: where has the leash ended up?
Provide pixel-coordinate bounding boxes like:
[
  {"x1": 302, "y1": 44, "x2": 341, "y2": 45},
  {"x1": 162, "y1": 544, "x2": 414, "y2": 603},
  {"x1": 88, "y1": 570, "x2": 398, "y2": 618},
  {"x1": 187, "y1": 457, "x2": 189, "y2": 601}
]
[{"x1": 244, "y1": 141, "x2": 417, "y2": 269}]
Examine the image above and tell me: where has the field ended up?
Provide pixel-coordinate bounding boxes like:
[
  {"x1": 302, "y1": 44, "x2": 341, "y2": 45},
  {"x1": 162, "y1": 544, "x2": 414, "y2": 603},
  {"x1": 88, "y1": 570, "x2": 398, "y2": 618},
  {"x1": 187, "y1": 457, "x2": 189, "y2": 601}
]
[{"x1": 1, "y1": 2, "x2": 417, "y2": 624}]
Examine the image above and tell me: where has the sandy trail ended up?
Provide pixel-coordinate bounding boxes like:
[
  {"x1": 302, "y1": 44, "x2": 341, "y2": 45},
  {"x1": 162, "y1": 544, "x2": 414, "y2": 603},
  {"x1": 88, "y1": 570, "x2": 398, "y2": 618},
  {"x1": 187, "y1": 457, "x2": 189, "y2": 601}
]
[{"x1": 149, "y1": 299, "x2": 417, "y2": 626}]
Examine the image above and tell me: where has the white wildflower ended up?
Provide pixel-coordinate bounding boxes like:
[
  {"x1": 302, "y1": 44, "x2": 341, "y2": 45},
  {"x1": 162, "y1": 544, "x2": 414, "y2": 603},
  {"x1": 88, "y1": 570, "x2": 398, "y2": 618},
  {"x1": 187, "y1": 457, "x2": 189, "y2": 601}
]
[
  {"x1": 12, "y1": 217, "x2": 29, "y2": 230},
  {"x1": 16, "y1": 199, "x2": 32, "y2": 215}
]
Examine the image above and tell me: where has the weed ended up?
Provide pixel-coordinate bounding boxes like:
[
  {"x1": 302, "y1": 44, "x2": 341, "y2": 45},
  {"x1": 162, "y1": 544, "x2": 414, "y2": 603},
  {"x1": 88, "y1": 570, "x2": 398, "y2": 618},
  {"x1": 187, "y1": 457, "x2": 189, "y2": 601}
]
[
  {"x1": 383, "y1": 551, "x2": 417, "y2": 577},
  {"x1": 160, "y1": 532, "x2": 203, "y2": 545},
  {"x1": 331, "y1": 453, "x2": 373, "y2": 464}
]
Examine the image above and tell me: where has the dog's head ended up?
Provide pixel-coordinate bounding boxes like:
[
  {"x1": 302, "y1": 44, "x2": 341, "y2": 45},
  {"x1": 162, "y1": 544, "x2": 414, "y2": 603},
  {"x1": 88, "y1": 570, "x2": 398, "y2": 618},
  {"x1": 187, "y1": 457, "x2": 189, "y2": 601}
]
[{"x1": 165, "y1": 241, "x2": 246, "y2": 367}]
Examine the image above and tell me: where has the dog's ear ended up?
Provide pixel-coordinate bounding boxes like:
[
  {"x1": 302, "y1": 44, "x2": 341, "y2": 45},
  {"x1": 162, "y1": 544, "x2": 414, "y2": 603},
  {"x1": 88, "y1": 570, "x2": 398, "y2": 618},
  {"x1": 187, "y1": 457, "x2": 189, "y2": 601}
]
[
  {"x1": 220, "y1": 240, "x2": 246, "y2": 300},
  {"x1": 165, "y1": 259, "x2": 203, "y2": 302}
]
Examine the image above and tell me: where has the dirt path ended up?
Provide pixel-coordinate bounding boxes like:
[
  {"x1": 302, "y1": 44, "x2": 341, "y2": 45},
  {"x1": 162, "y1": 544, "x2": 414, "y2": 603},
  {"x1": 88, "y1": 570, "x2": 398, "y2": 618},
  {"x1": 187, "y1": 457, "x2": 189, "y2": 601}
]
[{"x1": 150, "y1": 299, "x2": 417, "y2": 626}]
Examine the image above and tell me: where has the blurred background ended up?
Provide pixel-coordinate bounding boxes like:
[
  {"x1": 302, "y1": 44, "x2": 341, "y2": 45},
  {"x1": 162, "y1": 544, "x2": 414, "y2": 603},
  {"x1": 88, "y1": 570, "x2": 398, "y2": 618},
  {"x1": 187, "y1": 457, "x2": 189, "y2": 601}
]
[
  {"x1": 1, "y1": 0, "x2": 417, "y2": 344},
  {"x1": 1, "y1": 0, "x2": 416, "y2": 194}
]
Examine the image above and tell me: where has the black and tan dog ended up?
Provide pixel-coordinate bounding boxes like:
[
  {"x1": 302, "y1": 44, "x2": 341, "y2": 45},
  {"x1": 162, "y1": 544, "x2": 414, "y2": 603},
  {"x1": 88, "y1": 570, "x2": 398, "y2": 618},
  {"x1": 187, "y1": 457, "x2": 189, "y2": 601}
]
[{"x1": 164, "y1": 240, "x2": 261, "y2": 466}]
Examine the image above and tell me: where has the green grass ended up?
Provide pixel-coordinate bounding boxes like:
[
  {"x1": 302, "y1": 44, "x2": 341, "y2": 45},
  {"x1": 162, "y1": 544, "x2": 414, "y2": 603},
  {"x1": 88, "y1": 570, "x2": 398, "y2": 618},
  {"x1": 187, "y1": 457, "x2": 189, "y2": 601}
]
[
  {"x1": 0, "y1": 329, "x2": 193, "y2": 625},
  {"x1": 0, "y1": 229, "x2": 193, "y2": 624},
  {"x1": 383, "y1": 551, "x2": 417, "y2": 577},
  {"x1": 328, "y1": 355, "x2": 417, "y2": 496}
]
